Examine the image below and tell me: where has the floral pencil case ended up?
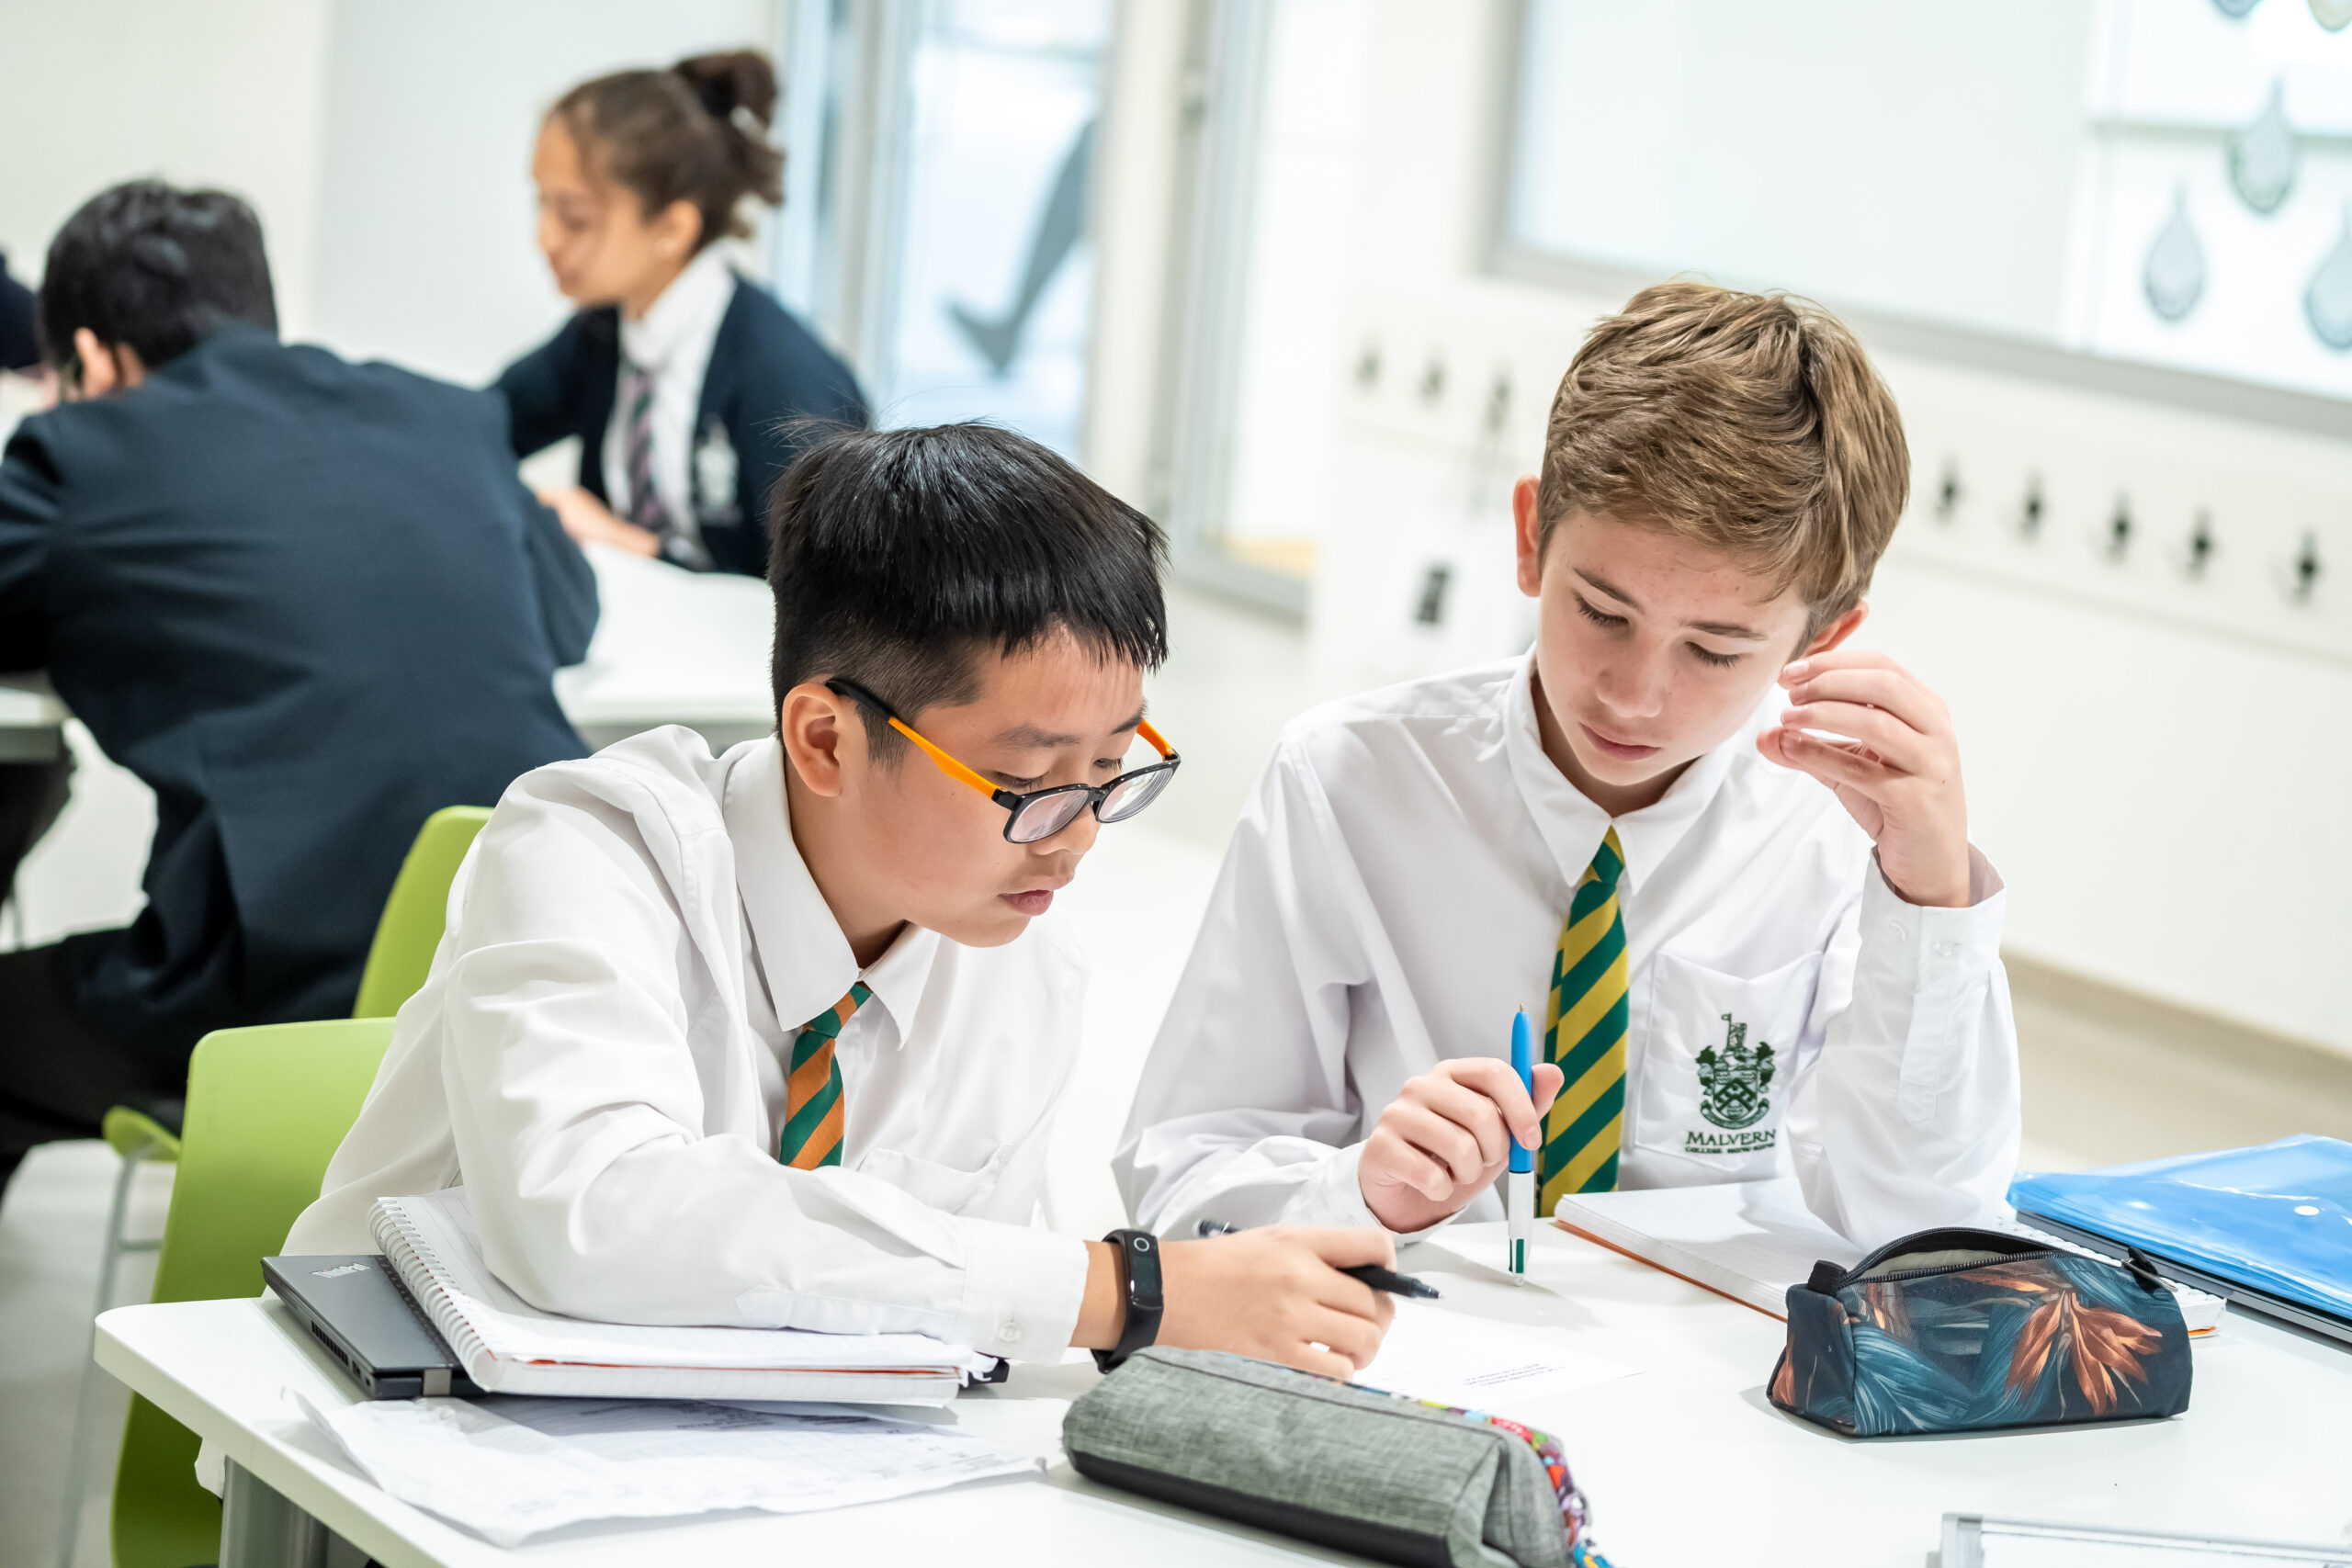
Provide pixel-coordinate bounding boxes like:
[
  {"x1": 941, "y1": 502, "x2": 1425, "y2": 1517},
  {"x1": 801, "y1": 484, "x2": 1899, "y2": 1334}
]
[{"x1": 1768, "y1": 1227, "x2": 2192, "y2": 1438}]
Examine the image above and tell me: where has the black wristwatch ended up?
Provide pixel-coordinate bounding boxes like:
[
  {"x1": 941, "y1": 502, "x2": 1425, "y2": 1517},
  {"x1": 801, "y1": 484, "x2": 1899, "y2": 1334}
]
[{"x1": 1093, "y1": 1227, "x2": 1164, "y2": 1372}]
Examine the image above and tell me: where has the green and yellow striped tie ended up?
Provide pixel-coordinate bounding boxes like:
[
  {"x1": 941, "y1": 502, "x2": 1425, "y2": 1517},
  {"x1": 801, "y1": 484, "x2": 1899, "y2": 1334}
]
[
  {"x1": 1539, "y1": 829, "x2": 1629, "y2": 1214},
  {"x1": 779, "y1": 982, "x2": 870, "y2": 1169}
]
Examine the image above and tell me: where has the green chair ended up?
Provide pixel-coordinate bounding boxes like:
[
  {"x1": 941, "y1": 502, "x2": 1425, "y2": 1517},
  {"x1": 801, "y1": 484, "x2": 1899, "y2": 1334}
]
[
  {"x1": 350, "y1": 806, "x2": 492, "y2": 1020},
  {"x1": 58, "y1": 805, "x2": 486, "y2": 1568},
  {"x1": 105, "y1": 1017, "x2": 396, "y2": 1568}
]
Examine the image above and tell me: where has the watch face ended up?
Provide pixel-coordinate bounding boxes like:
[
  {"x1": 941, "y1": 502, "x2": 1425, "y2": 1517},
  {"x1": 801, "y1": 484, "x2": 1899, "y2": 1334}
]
[{"x1": 1120, "y1": 1231, "x2": 1164, "y2": 1314}]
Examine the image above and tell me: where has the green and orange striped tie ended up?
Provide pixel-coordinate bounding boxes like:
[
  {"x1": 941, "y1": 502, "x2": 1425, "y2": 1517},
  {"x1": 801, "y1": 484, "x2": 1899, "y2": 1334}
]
[
  {"x1": 1539, "y1": 829, "x2": 1629, "y2": 1214},
  {"x1": 779, "y1": 982, "x2": 870, "y2": 1169}
]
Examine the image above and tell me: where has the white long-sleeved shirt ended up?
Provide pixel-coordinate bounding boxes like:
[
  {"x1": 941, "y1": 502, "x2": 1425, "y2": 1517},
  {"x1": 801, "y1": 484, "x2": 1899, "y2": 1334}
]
[
  {"x1": 600, "y1": 244, "x2": 734, "y2": 569},
  {"x1": 284, "y1": 727, "x2": 1091, "y2": 1363},
  {"x1": 1114, "y1": 652, "x2": 2020, "y2": 1248}
]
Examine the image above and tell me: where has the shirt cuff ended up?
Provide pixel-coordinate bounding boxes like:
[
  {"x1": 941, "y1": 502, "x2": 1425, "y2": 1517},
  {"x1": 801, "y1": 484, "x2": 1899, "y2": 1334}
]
[
  {"x1": 1864, "y1": 847, "x2": 2007, "y2": 958},
  {"x1": 1860, "y1": 847, "x2": 2008, "y2": 1127},
  {"x1": 1286, "y1": 1140, "x2": 1384, "y2": 1228},
  {"x1": 1289, "y1": 1141, "x2": 1461, "y2": 1241},
  {"x1": 949, "y1": 1217, "x2": 1091, "y2": 1365}
]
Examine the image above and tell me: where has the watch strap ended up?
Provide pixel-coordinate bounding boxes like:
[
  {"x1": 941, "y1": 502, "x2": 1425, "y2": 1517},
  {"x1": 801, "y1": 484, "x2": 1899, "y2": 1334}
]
[{"x1": 1093, "y1": 1227, "x2": 1164, "y2": 1372}]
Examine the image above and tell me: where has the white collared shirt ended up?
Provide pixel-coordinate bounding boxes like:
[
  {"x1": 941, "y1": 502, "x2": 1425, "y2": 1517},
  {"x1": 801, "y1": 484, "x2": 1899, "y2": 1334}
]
[
  {"x1": 600, "y1": 245, "x2": 736, "y2": 568},
  {"x1": 1114, "y1": 652, "x2": 2020, "y2": 1249},
  {"x1": 284, "y1": 727, "x2": 1091, "y2": 1362}
]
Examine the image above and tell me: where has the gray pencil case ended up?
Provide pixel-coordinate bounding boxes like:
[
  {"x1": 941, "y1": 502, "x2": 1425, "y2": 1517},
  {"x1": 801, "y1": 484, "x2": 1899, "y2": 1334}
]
[{"x1": 1062, "y1": 1347, "x2": 1603, "y2": 1568}]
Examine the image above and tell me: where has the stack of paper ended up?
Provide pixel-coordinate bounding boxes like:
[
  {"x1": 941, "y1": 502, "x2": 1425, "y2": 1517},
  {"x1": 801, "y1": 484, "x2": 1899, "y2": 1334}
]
[
  {"x1": 370, "y1": 1189, "x2": 993, "y2": 1402},
  {"x1": 1552, "y1": 1179, "x2": 2224, "y2": 1335},
  {"x1": 303, "y1": 1393, "x2": 1040, "y2": 1546}
]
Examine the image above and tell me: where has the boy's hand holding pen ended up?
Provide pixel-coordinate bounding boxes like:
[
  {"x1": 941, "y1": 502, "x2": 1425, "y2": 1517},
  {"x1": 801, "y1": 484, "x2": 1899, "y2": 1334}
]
[
  {"x1": 1352, "y1": 1033, "x2": 1564, "y2": 1237},
  {"x1": 1195, "y1": 1220, "x2": 1442, "y2": 1299}
]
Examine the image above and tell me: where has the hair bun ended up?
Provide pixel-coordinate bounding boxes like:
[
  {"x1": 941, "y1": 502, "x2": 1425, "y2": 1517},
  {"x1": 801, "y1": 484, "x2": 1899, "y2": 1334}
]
[{"x1": 673, "y1": 50, "x2": 777, "y2": 133}]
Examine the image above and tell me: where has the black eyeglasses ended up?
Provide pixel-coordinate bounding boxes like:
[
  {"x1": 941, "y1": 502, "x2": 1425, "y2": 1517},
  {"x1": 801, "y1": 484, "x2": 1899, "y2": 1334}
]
[{"x1": 825, "y1": 679, "x2": 1181, "y2": 844}]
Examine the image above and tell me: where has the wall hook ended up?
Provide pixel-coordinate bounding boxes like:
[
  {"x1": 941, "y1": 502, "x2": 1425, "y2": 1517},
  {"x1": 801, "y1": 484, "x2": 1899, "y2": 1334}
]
[
  {"x1": 1413, "y1": 563, "x2": 1451, "y2": 626},
  {"x1": 1353, "y1": 342, "x2": 1382, "y2": 390},
  {"x1": 2182, "y1": 510, "x2": 2215, "y2": 579},
  {"x1": 1934, "y1": 460, "x2": 1962, "y2": 523},
  {"x1": 2104, "y1": 495, "x2": 2132, "y2": 560},
  {"x1": 2018, "y1": 474, "x2": 2045, "y2": 539},
  {"x1": 1418, "y1": 356, "x2": 1446, "y2": 406},
  {"x1": 1482, "y1": 371, "x2": 1510, "y2": 437},
  {"x1": 2285, "y1": 532, "x2": 2323, "y2": 602}
]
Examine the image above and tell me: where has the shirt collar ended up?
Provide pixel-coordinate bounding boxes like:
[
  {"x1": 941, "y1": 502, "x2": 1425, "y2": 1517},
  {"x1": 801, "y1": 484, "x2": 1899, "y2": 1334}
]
[
  {"x1": 1501, "y1": 648, "x2": 1767, "y2": 898},
  {"x1": 721, "y1": 738, "x2": 937, "y2": 1046},
  {"x1": 618, "y1": 245, "x2": 735, "y2": 374}
]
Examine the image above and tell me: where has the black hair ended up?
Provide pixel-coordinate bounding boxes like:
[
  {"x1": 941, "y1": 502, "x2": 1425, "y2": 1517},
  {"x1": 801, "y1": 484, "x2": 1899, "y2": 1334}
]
[
  {"x1": 552, "y1": 51, "x2": 785, "y2": 252},
  {"x1": 768, "y1": 423, "x2": 1170, "y2": 760},
  {"x1": 37, "y1": 180, "x2": 277, "y2": 371}
]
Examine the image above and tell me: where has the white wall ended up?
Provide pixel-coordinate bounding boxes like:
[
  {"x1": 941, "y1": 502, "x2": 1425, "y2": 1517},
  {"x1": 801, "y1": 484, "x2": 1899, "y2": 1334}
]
[
  {"x1": 0, "y1": 0, "x2": 333, "y2": 332},
  {"x1": 1299, "y1": 0, "x2": 2352, "y2": 1055}
]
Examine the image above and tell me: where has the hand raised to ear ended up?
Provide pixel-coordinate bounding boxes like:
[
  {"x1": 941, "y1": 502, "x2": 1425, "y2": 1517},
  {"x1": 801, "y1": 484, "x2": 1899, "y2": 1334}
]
[{"x1": 1758, "y1": 648, "x2": 1973, "y2": 908}]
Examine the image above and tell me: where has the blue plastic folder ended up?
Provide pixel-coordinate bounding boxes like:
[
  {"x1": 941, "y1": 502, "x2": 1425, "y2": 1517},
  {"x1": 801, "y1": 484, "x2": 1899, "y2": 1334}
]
[{"x1": 2009, "y1": 1135, "x2": 2352, "y2": 1343}]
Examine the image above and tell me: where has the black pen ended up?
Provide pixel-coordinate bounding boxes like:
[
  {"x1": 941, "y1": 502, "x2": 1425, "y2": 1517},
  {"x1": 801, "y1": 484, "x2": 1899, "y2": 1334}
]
[{"x1": 1194, "y1": 1219, "x2": 1442, "y2": 1300}]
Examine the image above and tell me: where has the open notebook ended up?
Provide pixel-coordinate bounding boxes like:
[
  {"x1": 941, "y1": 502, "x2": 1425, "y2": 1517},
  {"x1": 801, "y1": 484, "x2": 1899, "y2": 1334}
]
[
  {"x1": 1553, "y1": 1179, "x2": 2224, "y2": 1336},
  {"x1": 370, "y1": 1189, "x2": 993, "y2": 1401}
]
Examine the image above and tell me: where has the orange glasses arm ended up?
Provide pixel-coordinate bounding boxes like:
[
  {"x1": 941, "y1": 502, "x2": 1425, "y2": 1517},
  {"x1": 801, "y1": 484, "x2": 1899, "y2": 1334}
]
[
  {"x1": 1136, "y1": 719, "x2": 1177, "y2": 760},
  {"x1": 888, "y1": 717, "x2": 1009, "y2": 802}
]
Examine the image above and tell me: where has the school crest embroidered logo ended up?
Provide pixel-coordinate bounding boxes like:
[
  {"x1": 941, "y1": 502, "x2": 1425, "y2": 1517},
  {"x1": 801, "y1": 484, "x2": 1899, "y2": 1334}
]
[{"x1": 1695, "y1": 1012, "x2": 1775, "y2": 1131}]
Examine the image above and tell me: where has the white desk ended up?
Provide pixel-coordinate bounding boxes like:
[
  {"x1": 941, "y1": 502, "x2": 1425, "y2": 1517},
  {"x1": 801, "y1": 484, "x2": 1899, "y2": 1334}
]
[
  {"x1": 0, "y1": 672, "x2": 67, "y2": 762},
  {"x1": 552, "y1": 545, "x2": 776, "y2": 750},
  {"x1": 96, "y1": 1220, "x2": 2352, "y2": 1568}
]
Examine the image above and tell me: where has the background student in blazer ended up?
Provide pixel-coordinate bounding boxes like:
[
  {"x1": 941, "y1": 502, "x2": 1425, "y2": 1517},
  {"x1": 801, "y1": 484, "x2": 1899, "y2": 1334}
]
[
  {"x1": 499, "y1": 50, "x2": 867, "y2": 578},
  {"x1": 1116, "y1": 284, "x2": 2021, "y2": 1251},
  {"x1": 0, "y1": 181, "x2": 595, "y2": 1198}
]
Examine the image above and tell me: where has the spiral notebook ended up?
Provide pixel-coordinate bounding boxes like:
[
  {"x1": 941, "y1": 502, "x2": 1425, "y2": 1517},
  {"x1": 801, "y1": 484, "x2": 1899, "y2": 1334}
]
[{"x1": 369, "y1": 1188, "x2": 992, "y2": 1402}]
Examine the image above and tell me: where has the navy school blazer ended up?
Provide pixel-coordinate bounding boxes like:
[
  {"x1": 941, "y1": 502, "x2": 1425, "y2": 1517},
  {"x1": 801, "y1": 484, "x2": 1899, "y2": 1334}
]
[
  {"x1": 0, "y1": 323, "x2": 596, "y2": 1071},
  {"x1": 495, "y1": 274, "x2": 868, "y2": 578}
]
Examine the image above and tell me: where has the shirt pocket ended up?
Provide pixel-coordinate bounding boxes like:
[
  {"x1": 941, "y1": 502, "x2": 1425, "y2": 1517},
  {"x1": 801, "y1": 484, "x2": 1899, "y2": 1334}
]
[
  {"x1": 1632, "y1": 950, "x2": 1822, "y2": 1182},
  {"x1": 854, "y1": 1144, "x2": 1013, "y2": 1216}
]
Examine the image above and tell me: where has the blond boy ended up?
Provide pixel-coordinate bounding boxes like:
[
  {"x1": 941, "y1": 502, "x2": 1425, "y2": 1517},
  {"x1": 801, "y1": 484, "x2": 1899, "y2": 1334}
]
[{"x1": 1116, "y1": 284, "x2": 2017, "y2": 1246}]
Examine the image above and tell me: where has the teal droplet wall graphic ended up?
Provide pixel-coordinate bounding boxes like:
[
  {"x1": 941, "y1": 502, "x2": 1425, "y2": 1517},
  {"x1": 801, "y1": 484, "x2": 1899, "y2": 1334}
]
[
  {"x1": 2310, "y1": 0, "x2": 2352, "y2": 29},
  {"x1": 2213, "y1": 0, "x2": 2261, "y2": 15},
  {"x1": 2229, "y1": 81, "x2": 2298, "y2": 215},
  {"x1": 2306, "y1": 207, "x2": 2352, "y2": 350},
  {"x1": 2143, "y1": 186, "x2": 2206, "y2": 321}
]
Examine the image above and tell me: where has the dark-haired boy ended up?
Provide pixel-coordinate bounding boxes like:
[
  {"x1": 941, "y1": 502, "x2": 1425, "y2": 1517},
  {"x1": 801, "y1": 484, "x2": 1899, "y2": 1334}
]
[
  {"x1": 1119, "y1": 284, "x2": 2019, "y2": 1249},
  {"x1": 288, "y1": 423, "x2": 1396, "y2": 1377},
  {"x1": 0, "y1": 180, "x2": 594, "y2": 1196}
]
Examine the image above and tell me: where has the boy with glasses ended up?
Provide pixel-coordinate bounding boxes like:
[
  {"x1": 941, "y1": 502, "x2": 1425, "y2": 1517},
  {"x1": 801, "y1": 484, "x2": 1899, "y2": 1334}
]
[
  {"x1": 1117, "y1": 284, "x2": 2019, "y2": 1249},
  {"x1": 288, "y1": 423, "x2": 1396, "y2": 1378}
]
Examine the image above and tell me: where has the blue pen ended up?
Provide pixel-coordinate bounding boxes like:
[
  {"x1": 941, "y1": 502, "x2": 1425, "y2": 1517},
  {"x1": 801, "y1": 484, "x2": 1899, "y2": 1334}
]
[{"x1": 1508, "y1": 1008, "x2": 1535, "y2": 1283}]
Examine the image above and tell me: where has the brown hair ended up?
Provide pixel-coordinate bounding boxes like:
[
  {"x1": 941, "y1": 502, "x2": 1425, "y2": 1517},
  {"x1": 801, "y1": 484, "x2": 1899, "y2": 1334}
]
[
  {"x1": 1535, "y1": 281, "x2": 1909, "y2": 631},
  {"x1": 551, "y1": 51, "x2": 785, "y2": 250}
]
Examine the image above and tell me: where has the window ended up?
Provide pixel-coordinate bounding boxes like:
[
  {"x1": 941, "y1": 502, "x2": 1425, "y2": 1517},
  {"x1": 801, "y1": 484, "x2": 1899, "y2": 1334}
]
[
  {"x1": 1502, "y1": 0, "x2": 2352, "y2": 411},
  {"x1": 777, "y1": 0, "x2": 1110, "y2": 457}
]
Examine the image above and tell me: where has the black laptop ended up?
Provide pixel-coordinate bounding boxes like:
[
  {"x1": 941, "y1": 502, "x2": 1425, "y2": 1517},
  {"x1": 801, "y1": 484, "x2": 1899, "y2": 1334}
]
[{"x1": 263, "y1": 1255, "x2": 484, "y2": 1399}]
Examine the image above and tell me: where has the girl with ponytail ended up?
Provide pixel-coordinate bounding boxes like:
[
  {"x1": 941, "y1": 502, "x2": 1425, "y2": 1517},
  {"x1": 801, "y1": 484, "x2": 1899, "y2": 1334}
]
[{"x1": 498, "y1": 50, "x2": 867, "y2": 576}]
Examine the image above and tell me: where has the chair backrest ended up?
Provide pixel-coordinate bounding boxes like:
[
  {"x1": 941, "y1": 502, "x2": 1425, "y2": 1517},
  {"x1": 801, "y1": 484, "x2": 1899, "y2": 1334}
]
[
  {"x1": 112, "y1": 1018, "x2": 395, "y2": 1568},
  {"x1": 350, "y1": 805, "x2": 491, "y2": 1019}
]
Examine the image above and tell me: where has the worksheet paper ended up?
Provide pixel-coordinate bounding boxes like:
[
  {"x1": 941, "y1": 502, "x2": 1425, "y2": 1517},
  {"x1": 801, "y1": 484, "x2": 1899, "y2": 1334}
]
[
  {"x1": 1351, "y1": 1300, "x2": 1636, "y2": 1411},
  {"x1": 300, "y1": 1393, "x2": 1041, "y2": 1546}
]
